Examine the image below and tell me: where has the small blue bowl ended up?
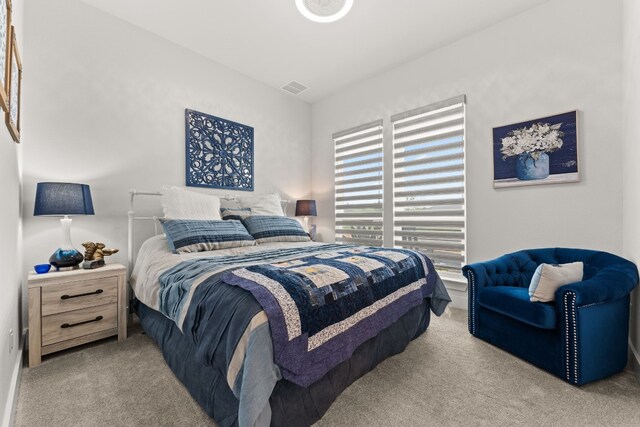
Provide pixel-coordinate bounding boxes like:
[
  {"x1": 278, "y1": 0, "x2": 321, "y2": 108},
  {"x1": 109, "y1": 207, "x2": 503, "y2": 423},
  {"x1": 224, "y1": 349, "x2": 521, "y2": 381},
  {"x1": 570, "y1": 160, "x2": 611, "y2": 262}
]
[{"x1": 34, "y1": 264, "x2": 52, "y2": 274}]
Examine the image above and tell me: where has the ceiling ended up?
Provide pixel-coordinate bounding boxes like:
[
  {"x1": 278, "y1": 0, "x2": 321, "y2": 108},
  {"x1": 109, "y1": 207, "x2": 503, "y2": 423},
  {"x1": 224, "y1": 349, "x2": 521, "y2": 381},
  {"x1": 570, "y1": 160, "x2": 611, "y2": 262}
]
[{"x1": 80, "y1": 0, "x2": 549, "y2": 103}]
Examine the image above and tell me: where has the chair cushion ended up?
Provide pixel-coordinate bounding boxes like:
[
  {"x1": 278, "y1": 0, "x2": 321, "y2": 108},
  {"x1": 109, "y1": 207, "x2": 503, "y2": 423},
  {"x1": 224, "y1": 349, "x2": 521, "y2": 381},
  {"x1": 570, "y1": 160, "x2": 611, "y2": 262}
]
[{"x1": 478, "y1": 286, "x2": 557, "y2": 329}]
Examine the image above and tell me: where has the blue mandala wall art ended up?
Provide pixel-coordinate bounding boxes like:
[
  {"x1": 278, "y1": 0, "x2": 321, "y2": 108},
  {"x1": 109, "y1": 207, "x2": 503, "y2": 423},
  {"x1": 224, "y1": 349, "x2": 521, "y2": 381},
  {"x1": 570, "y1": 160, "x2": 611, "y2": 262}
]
[{"x1": 185, "y1": 109, "x2": 254, "y2": 191}]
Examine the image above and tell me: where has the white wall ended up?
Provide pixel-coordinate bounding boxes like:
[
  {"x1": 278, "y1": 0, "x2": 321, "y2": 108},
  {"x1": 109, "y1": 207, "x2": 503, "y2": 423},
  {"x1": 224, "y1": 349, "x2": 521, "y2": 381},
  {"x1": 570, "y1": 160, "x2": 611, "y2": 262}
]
[
  {"x1": 22, "y1": 0, "x2": 311, "y2": 280},
  {"x1": 0, "y1": 1, "x2": 24, "y2": 425},
  {"x1": 622, "y1": 0, "x2": 640, "y2": 381},
  {"x1": 311, "y1": 0, "x2": 623, "y2": 307}
]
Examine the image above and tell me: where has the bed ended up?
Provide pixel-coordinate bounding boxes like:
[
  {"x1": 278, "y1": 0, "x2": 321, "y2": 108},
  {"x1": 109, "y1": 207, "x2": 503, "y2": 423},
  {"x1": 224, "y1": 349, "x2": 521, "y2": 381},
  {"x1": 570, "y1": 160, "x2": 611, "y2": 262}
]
[{"x1": 128, "y1": 190, "x2": 451, "y2": 427}]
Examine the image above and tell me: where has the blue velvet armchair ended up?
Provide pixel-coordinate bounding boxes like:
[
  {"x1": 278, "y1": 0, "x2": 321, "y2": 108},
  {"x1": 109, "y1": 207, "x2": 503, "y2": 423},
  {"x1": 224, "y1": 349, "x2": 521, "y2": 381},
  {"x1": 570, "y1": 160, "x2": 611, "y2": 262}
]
[{"x1": 463, "y1": 248, "x2": 638, "y2": 385}]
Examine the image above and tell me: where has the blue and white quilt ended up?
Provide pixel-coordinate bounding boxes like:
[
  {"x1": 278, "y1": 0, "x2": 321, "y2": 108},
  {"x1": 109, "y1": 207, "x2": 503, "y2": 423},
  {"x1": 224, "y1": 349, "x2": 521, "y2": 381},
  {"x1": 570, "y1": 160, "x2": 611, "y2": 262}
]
[
  {"x1": 158, "y1": 243, "x2": 448, "y2": 384},
  {"x1": 132, "y1": 239, "x2": 450, "y2": 427},
  {"x1": 222, "y1": 245, "x2": 446, "y2": 386}
]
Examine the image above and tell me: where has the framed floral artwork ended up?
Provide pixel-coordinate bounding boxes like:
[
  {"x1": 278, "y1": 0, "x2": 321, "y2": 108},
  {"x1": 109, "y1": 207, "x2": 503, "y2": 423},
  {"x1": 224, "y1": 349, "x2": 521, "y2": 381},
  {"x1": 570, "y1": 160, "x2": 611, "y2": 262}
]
[
  {"x1": 493, "y1": 111, "x2": 579, "y2": 188},
  {"x1": 185, "y1": 109, "x2": 254, "y2": 191},
  {"x1": 0, "y1": 0, "x2": 11, "y2": 113},
  {"x1": 5, "y1": 24, "x2": 20, "y2": 143}
]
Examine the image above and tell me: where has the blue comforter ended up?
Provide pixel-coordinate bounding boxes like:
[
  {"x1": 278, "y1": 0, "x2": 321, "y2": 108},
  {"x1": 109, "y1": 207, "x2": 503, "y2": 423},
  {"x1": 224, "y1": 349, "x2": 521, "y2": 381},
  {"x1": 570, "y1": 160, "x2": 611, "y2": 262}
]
[{"x1": 153, "y1": 243, "x2": 450, "y2": 426}]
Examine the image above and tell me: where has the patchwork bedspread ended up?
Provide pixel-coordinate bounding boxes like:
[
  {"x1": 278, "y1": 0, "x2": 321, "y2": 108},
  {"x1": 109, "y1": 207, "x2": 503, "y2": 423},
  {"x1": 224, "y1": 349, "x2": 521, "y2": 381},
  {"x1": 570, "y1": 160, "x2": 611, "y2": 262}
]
[
  {"x1": 132, "y1": 240, "x2": 450, "y2": 427},
  {"x1": 221, "y1": 245, "x2": 443, "y2": 386}
]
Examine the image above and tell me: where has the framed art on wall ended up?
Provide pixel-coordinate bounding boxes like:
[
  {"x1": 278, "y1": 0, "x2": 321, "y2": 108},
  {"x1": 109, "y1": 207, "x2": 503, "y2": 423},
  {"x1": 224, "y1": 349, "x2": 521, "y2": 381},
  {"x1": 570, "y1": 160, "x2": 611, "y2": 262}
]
[
  {"x1": 5, "y1": 24, "x2": 20, "y2": 143},
  {"x1": 493, "y1": 110, "x2": 579, "y2": 188},
  {"x1": 185, "y1": 109, "x2": 254, "y2": 191},
  {"x1": 0, "y1": 0, "x2": 11, "y2": 113}
]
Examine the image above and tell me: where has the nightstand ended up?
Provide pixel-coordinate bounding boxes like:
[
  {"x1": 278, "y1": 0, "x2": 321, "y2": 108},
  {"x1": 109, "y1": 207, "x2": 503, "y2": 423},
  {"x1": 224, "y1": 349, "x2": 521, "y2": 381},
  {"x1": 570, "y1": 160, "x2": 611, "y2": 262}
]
[{"x1": 28, "y1": 263, "x2": 127, "y2": 367}]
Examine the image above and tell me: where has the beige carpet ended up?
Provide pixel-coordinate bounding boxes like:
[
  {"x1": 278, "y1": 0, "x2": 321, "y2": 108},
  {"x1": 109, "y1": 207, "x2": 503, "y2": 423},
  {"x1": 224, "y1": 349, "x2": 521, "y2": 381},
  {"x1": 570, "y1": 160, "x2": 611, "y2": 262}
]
[{"x1": 14, "y1": 309, "x2": 640, "y2": 426}]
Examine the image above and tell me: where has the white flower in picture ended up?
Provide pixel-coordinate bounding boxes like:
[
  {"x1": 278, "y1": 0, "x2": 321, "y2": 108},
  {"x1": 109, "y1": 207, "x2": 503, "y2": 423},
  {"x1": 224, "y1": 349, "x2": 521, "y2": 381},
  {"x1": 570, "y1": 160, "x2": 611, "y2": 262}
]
[{"x1": 500, "y1": 122, "x2": 564, "y2": 160}]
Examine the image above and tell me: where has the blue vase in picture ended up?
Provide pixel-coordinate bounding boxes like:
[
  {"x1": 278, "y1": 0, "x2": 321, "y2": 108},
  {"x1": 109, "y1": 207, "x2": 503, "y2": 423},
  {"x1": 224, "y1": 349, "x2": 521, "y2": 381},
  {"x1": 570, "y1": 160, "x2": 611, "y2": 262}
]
[{"x1": 516, "y1": 152, "x2": 549, "y2": 180}]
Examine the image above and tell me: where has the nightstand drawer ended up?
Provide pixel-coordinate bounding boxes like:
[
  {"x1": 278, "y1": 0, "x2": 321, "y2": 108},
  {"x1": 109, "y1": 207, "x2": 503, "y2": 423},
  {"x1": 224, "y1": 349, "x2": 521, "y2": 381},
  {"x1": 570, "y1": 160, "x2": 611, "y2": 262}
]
[
  {"x1": 42, "y1": 303, "x2": 117, "y2": 346},
  {"x1": 41, "y1": 276, "x2": 118, "y2": 316}
]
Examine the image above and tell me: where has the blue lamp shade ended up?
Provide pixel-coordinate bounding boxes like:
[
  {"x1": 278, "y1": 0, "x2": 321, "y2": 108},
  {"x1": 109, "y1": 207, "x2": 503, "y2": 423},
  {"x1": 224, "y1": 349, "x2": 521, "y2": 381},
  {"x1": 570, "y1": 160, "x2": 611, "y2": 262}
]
[
  {"x1": 295, "y1": 200, "x2": 317, "y2": 217},
  {"x1": 34, "y1": 182, "x2": 95, "y2": 216},
  {"x1": 33, "y1": 182, "x2": 94, "y2": 270}
]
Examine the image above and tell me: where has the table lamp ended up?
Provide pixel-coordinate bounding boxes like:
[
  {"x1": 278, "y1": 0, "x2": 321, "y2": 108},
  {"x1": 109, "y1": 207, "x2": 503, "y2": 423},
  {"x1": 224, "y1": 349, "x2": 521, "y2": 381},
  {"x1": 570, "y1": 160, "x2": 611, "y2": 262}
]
[
  {"x1": 34, "y1": 182, "x2": 95, "y2": 271},
  {"x1": 295, "y1": 199, "x2": 317, "y2": 233}
]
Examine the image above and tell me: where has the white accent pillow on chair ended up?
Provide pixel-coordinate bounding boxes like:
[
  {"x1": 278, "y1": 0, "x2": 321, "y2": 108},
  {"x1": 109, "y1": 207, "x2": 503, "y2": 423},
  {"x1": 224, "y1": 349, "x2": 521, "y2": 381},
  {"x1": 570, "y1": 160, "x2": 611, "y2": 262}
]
[
  {"x1": 161, "y1": 186, "x2": 221, "y2": 220},
  {"x1": 529, "y1": 262, "x2": 583, "y2": 302}
]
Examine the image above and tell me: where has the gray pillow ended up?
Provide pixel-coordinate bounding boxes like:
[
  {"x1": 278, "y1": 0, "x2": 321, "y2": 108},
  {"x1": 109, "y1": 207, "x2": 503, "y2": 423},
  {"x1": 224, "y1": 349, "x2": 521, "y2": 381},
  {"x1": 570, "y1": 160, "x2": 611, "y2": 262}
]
[{"x1": 220, "y1": 208, "x2": 252, "y2": 221}]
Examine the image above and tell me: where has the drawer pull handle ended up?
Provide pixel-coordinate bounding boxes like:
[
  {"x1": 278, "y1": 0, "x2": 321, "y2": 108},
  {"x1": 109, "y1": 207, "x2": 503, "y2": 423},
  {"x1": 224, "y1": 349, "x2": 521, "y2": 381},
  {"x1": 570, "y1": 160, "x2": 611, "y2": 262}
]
[
  {"x1": 61, "y1": 316, "x2": 103, "y2": 329},
  {"x1": 61, "y1": 289, "x2": 104, "y2": 300}
]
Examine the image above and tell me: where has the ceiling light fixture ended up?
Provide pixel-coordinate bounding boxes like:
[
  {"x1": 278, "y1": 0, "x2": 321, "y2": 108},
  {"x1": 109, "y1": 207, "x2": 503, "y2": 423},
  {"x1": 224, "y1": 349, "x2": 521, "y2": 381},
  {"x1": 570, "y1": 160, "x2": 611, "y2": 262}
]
[{"x1": 295, "y1": 0, "x2": 354, "y2": 23}]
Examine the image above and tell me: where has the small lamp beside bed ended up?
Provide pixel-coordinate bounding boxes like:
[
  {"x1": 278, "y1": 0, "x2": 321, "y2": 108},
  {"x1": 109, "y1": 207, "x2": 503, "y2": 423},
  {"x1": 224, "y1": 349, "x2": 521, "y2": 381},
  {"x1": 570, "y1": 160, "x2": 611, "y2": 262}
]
[
  {"x1": 34, "y1": 182, "x2": 95, "y2": 271},
  {"x1": 295, "y1": 199, "x2": 317, "y2": 240}
]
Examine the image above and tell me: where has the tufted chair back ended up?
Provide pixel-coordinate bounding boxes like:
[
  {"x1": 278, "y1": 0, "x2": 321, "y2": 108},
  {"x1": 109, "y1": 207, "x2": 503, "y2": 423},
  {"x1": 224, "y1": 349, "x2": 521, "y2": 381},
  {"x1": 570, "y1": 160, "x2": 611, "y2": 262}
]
[{"x1": 482, "y1": 248, "x2": 627, "y2": 289}]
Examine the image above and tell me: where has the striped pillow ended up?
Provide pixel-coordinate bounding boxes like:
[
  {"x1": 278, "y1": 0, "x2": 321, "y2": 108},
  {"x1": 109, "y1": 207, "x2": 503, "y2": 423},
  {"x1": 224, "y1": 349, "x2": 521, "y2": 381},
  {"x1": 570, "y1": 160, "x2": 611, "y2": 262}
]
[
  {"x1": 220, "y1": 207, "x2": 252, "y2": 221},
  {"x1": 160, "y1": 219, "x2": 255, "y2": 253},
  {"x1": 241, "y1": 216, "x2": 311, "y2": 244}
]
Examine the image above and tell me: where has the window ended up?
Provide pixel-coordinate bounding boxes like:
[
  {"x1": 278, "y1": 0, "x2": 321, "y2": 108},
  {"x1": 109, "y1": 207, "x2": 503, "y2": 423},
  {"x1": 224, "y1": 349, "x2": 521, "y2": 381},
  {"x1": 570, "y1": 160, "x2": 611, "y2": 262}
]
[
  {"x1": 333, "y1": 120, "x2": 384, "y2": 247},
  {"x1": 391, "y1": 96, "x2": 466, "y2": 281}
]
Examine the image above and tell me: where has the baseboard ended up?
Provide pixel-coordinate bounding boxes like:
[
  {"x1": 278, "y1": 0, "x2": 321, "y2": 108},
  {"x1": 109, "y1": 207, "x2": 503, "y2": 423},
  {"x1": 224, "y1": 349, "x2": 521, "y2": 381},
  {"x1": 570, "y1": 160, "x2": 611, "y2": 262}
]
[
  {"x1": 447, "y1": 288, "x2": 468, "y2": 310},
  {"x1": 1, "y1": 347, "x2": 23, "y2": 427},
  {"x1": 630, "y1": 340, "x2": 640, "y2": 385}
]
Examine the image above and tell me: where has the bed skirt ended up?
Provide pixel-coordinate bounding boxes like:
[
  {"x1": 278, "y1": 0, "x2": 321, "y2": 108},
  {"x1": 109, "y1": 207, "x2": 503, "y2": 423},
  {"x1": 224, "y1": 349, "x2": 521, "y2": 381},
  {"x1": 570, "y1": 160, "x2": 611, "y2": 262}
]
[{"x1": 135, "y1": 297, "x2": 432, "y2": 427}]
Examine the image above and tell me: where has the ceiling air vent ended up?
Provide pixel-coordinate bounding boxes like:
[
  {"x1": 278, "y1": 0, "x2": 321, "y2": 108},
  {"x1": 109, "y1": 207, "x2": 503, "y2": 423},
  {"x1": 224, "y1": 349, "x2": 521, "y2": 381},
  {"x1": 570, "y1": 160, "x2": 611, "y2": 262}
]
[{"x1": 282, "y1": 80, "x2": 309, "y2": 95}]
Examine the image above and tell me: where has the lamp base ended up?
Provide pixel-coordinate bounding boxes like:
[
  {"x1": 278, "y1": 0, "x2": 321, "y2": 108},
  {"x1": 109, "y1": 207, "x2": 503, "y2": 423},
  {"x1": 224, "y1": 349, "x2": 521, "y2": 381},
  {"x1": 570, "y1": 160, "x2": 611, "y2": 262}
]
[{"x1": 49, "y1": 248, "x2": 84, "y2": 271}]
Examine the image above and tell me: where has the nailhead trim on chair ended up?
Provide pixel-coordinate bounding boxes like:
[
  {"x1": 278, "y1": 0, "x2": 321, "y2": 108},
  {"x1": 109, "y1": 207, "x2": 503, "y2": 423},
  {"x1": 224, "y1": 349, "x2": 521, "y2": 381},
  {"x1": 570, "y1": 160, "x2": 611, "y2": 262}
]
[
  {"x1": 572, "y1": 294, "x2": 578, "y2": 383},
  {"x1": 564, "y1": 294, "x2": 569, "y2": 380},
  {"x1": 563, "y1": 292, "x2": 578, "y2": 384},
  {"x1": 468, "y1": 271, "x2": 476, "y2": 335}
]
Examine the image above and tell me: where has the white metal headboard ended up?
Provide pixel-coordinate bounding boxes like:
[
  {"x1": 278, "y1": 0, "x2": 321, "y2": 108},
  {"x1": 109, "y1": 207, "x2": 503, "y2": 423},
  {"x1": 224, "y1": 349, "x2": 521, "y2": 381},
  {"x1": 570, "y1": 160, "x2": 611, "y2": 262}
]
[
  {"x1": 127, "y1": 189, "x2": 292, "y2": 277},
  {"x1": 127, "y1": 190, "x2": 162, "y2": 276}
]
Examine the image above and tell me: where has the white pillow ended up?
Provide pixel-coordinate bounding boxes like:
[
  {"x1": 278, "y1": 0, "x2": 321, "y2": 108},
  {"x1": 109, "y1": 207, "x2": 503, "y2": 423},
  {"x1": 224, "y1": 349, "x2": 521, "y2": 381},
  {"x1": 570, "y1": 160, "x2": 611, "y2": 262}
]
[
  {"x1": 236, "y1": 192, "x2": 284, "y2": 216},
  {"x1": 161, "y1": 186, "x2": 221, "y2": 220},
  {"x1": 529, "y1": 262, "x2": 583, "y2": 302}
]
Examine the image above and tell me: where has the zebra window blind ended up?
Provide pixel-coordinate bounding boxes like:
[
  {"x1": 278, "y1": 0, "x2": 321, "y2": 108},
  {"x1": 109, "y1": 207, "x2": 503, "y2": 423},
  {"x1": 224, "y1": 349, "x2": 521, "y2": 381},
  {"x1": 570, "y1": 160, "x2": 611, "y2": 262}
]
[
  {"x1": 391, "y1": 95, "x2": 466, "y2": 281},
  {"x1": 334, "y1": 120, "x2": 384, "y2": 247}
]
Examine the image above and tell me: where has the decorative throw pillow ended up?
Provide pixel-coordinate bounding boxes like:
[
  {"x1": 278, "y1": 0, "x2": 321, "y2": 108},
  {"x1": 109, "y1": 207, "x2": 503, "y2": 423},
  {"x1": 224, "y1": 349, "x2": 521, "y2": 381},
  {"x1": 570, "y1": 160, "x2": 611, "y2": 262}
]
[
  {"x1": 160, "y1": 219, "x2": 255, "y2": 253},
  {"x1": 236, "y1": 192, "x2": 285, "y2": 216},
  {"x1": 221, "y1": 208, "x2": 252, "y2": 221},
  {"x1": 220, "y1": 197, "x2": 242, "y2": 211},
  {"x1": 161, "y1": 186, "x2": 221, "y2": 220},
  {"x1": 241, "y1": 215, "x2": 310, "y2": 244},
  {"x1": 529, "y1": 262, "x2": 583, "y2": 302},
  {"x1": 528, "y1": 265, "x2": 544, "y2": 295}
]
